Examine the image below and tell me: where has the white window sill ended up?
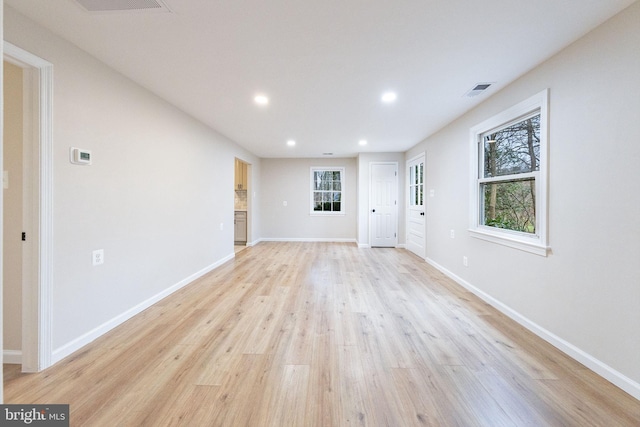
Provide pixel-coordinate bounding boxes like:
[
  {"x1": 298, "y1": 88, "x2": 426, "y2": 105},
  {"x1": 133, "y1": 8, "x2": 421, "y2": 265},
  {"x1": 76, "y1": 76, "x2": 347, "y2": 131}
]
[
  {"x1": 469, "y1": 228, "x2": 549, "y2": 256},
  {"x1": 310, "y1": 212, "x2": 346, "y2": 216}
]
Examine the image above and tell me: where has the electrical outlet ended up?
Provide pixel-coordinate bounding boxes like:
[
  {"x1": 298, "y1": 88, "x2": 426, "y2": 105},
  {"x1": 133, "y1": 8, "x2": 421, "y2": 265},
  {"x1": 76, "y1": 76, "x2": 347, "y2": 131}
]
[
  {"x1": 283, "y1": 201, "x2": 288, "y2": 206},
  {"x1": 92, "y1": 249, "x2": 104, "y2": 266},
  {"x1": 450, "y1": 229, "x2": 455, "y2": 239},
  {"x1": 220, "y1": 222, "x2": 224, "y2": 231},
  {"x1": 463, "y1": 256, "x2": 468, "y2": 267}
]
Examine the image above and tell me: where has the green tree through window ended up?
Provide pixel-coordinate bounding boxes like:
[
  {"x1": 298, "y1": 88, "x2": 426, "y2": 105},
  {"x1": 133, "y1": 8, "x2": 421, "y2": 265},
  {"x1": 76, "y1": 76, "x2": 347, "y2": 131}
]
[{"x1": 481, "y1": 114, "x2": 540, "y2": 233}]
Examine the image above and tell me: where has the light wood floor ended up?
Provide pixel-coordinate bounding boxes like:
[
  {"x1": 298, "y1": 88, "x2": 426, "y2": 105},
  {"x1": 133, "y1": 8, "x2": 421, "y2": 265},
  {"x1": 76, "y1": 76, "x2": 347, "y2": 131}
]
[{"x1": 4, "y1": 242, "x2": 640, "y2": 426}]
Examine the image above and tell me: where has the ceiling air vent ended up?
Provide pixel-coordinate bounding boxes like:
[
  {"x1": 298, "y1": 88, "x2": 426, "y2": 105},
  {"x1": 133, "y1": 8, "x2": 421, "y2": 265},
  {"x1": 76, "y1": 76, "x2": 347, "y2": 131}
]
[
  {"x1": 74, "y1": 0, "x2": 172, "y2": 13},
  {"x1": 465, "y1": 82, "x2": 494, "y2": 97}
]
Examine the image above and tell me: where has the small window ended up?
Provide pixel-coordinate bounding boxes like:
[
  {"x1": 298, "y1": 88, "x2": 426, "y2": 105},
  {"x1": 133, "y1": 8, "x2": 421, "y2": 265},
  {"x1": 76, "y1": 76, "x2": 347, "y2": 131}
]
[
  {"x1": 470, "y1": 89, "x2": 549, "y2": 255},
  {"x1": 310, "y1": 167, "x2": 344, "y2": 215},
  {"x1": 409, "y1": 160, "x2": 424, "y2": 207}
]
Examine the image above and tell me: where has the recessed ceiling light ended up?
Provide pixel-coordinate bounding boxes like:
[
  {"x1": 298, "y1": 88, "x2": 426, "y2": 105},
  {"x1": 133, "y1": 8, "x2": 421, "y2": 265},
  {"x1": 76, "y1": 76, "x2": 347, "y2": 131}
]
[
  {"x1": 254, "y1": 94, "x2": 269, "y2": 105},
  {"x1": 287, "y1": 140, "x2": 296, "y2": 147},
  {"x1": 359, "y1": 139, "x2": 368, "y2": 146},
  {"x1": 381, "y1": 92, "x2": 397, "y2": 103}
]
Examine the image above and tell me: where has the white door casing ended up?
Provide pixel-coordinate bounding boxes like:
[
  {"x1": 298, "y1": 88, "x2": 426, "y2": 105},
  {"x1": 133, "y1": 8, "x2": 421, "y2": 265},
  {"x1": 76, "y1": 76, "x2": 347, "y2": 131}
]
[
  {"x1": 4, "y1": 42, "x2": 54, "y2": 372},
  {"x1": 406, "y1": 154, "x2": 425, "y2": 258},
  {"x1": 370, "y1": 162, "x2": 398, "y2": 247}
]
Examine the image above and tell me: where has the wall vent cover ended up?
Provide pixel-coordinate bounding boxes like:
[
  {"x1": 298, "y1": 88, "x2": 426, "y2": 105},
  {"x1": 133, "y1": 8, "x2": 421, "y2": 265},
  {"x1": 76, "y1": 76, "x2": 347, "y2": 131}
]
[
  {"x1": 465, "y1": 82, "x2": 494, "y2": 97},
  {"x1": 74, "y1": 0, "x2": 172, "y2": 13}
]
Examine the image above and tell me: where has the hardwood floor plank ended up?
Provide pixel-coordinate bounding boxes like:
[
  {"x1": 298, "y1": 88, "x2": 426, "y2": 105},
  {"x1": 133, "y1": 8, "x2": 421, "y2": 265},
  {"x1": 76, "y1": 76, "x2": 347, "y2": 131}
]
[
  {"x1": 4, "y1": 242, "x2": 639, "y2": 426},
  {"x1": 336, "y1": 345, "x2": 373, "y2": 426},
  {"x1": 439, "y1": 365, "x2": 515, "y2": 427},
  {"x1": 242, "y1": 287, "x2": 290, "y2": 355},
  {"x1": 260, "y1": 364, "x2": 310, "y2": 427},
  {"x1": 307, "y1": 328, "x2": 340, "y2": 426},
  {"x1": 390, "y1": 367, "x2": 450, "y2": 427}
]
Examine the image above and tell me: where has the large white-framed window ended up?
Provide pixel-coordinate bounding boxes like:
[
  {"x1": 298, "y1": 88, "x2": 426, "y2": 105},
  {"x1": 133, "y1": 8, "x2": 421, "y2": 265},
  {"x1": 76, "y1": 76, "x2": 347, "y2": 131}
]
[
  {"x1": 469, "y1": 89, "x2": 549, "y2": 256},
  {"x1": 310, "y1": 167, "x2": 345, "y2": 215}
]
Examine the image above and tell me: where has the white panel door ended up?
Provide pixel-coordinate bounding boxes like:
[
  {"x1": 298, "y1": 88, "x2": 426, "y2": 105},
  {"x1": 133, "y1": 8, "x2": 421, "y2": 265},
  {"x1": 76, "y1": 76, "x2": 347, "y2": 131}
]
[
  {"x1": 370, "y1": 163, "x2": 398, "y2": 247},
  {"x1": 407, "y1": 155, "x2": 425, "y2": 258}
]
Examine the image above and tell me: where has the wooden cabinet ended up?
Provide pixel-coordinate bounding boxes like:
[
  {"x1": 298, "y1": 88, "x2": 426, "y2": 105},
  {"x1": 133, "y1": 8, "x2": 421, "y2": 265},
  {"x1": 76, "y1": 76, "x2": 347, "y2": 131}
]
[
  {"x1": 234, "y1": 211, "x2": 247, "y2": 244},
  {"x1": 235, "y1": 159, "x2": 247, "y2": 190}
]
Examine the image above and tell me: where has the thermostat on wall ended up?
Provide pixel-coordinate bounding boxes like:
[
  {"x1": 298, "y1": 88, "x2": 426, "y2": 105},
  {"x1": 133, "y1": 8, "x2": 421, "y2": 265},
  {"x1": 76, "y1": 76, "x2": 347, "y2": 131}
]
[{"x1": 70, "y1": 147, "x2": 92, "y2": 165}]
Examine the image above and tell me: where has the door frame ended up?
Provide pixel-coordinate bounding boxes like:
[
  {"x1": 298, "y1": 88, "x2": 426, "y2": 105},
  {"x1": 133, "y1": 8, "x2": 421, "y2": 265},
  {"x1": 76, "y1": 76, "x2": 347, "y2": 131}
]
[
  {"x1": 4, "y1": 42, "x2": 54, "y2": 372},
  {"x1": 368, "y1": 161, "x2": 398, "y2": 248}
]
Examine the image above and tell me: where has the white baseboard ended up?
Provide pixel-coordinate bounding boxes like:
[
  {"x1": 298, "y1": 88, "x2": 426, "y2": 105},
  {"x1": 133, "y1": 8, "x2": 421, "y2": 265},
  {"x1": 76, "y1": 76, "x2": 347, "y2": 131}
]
[
  {"x1": 3, "y1": 350, "x2": 22, "y2": 364},
  {"x1": 425, "y1": 257, "x2": 640, "y2": 401},
  {"x1": 51, "y1": 253, "x2": 235, "y2": 365},
  {"x1": 356, "y1": 243, "x2": 405, "y2": 249},
  {"x1": 260, "y1": 237, "x2": 357, "y2": 243}
]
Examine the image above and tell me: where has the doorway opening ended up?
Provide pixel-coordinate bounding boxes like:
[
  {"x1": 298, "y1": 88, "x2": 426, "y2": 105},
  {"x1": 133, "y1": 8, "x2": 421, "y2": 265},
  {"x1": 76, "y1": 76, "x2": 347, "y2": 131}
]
[
  {"x1": 3, "y1": 42, "x2": 54, "y2": 373},
  {"x1": 234, "y1": 158, "x2": 250, "y2": 253}
]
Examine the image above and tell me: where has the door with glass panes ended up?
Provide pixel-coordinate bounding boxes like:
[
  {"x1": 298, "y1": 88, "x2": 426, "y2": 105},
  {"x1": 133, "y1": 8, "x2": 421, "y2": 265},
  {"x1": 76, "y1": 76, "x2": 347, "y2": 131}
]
[{"x1": 407, "y1": 155, "x2": 425, "y2": 258}]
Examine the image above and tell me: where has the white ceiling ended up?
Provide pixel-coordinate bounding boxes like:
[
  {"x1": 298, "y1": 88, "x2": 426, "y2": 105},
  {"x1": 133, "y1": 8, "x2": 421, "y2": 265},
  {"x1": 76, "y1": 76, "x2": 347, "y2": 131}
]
[{"x1": 5, "y1": 0, "x2": 635, "y2": 157}]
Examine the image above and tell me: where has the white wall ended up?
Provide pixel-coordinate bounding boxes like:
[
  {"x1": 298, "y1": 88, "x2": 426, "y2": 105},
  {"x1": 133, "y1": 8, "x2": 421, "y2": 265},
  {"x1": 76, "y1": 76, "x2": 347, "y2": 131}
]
[
  {"x1": 407, "y1": 2, "x2": 640, "y2": 397},
  {"x1": 4, "y1": 6, "x2": 260, "y2": 361},
  {"x1": 260, "y1": 157, "x2": 356, "y2": 241},
  {"x1": 356, "y1": 152, "x2": 405, "y2": 247},
  {"x1": 2, "y1": 60, "x2": 22, "y2": 355}
]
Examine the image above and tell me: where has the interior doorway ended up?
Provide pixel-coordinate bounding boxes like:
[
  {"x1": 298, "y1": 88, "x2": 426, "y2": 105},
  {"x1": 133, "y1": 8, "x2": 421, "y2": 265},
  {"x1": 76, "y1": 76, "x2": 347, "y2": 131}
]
[
  {"x1": 3, "y1": 60, "x2": 24, "y2": 367},
  {"x1": 234, "y1": 158, "x2": 250, "y2": 252},
  {"x1": 3, "y1": 42, "x2": 54, "y2": 373}
]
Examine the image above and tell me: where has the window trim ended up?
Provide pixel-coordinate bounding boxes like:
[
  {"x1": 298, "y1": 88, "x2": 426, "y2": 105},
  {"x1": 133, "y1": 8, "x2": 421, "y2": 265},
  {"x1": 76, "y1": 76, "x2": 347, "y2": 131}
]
[
  {"x1": 310, "y1": 167, "x2": 346, "y2": 216},
  {"x1": 469, "y1": 89, "x2": 550, "y2": 256}
]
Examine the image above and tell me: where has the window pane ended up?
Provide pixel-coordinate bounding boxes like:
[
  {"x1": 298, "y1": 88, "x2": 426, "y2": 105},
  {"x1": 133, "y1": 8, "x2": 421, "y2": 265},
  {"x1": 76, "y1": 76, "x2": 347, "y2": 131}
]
[
  {"x1": 333, "y1": 181, "x2": 341, "y2": 191},
  {"x1": 481, "y1": 178, "x2": 536, "y2": 233},
  {"x1": 483, "y1": 114, "x2": 540, "y2": 178},
  {"x1": 314, "y1": 172, "x2": 322, "y2": 190},
  {"x1": 313, "y1": 192, "x2": 322, "y2": 211}
]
